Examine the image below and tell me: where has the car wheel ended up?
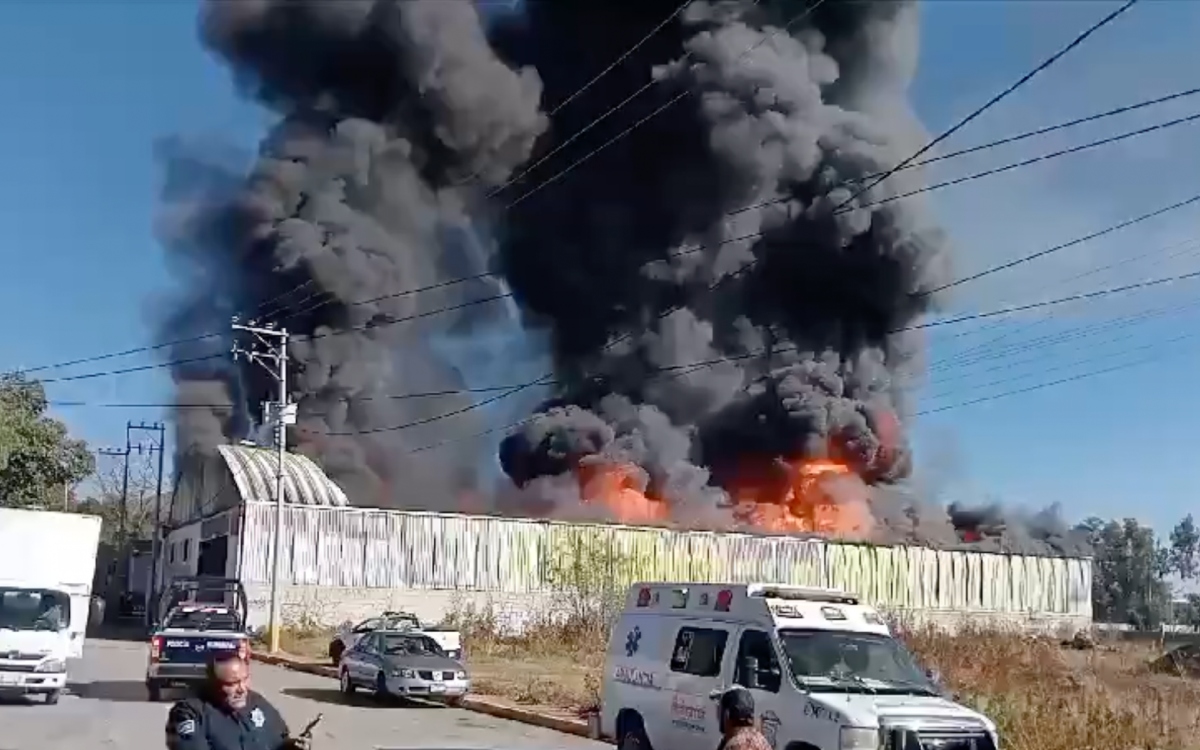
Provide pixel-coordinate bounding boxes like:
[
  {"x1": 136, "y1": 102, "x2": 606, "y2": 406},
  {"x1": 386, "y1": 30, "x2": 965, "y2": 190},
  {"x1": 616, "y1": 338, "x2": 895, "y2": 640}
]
[
  {"x1": 374, "y1": 671, "x2": 390, "y2": 701},
  {"x1": 339, "y1": 669, "x2": 356, "y2": 695},
  {"x1": 44, "y1": 690, "x2": 61, "y2": 705},
  {"x1": 329, "y1": 641, "x2": 344, "y2": 665}
]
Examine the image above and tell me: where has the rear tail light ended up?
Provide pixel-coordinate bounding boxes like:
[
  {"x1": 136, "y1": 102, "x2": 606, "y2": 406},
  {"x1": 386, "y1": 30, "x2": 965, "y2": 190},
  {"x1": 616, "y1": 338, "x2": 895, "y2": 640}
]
[
  {"x1": 237, "y1": 639, "x2": 249, "y2": 660},
  {"x1": 150, "y1": 636, "x2": 163, "y2": 662}
]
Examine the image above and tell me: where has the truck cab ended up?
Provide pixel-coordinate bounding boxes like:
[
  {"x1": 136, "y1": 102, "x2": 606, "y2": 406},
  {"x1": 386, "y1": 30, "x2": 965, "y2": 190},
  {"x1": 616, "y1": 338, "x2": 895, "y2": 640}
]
[
  {"x1": 601, "y1": 582, "x2": 998, "y2": 750},
  {"x1": 0, "y1": 509, "x2": 102, "y2": 705}
]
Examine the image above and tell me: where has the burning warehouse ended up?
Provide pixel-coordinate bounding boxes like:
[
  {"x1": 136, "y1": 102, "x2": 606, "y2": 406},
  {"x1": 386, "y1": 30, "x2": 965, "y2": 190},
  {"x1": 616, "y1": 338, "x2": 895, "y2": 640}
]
[{"x1": 155, "y1": 0, "x2": 1092, "y2": 626}]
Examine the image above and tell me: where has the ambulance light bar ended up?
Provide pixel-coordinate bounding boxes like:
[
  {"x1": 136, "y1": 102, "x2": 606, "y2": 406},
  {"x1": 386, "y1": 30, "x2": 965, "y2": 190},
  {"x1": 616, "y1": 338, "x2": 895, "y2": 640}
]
[{"x1": 749, "y1": 585, "x2": 859, "y2": 605}]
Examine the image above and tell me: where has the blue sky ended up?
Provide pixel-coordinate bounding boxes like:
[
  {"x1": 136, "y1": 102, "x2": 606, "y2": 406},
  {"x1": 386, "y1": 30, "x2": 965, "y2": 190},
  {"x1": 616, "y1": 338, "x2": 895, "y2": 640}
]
[{"x1": 0, "y1": 0, "x2": 1197, "y2": 534}]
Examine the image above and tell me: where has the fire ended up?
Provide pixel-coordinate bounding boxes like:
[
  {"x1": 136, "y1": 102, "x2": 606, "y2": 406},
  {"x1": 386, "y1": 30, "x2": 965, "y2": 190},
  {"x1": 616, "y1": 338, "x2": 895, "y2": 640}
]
[
  {"x1": 570, "y1": 455, "x2": 874, "y2": 538},
  {"x1": 731, "y1": 459, "x2": 874, "y2": 539},
  {"x1": 577, "y1": 462, "x2": 669, "y2": 523}
]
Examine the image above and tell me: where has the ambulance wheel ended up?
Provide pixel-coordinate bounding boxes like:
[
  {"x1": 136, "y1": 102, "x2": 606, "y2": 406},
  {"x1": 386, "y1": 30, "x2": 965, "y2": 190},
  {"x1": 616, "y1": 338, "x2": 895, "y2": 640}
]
[
  {"x1": 617, "y1": 714, "x2": 651, "y2": 750},
  {"x1": 147, "y1": 681, "x2": 163, "y2": 702},
  {"x1": 43, "y1": 690, "x2": 61, "y2": 705}
]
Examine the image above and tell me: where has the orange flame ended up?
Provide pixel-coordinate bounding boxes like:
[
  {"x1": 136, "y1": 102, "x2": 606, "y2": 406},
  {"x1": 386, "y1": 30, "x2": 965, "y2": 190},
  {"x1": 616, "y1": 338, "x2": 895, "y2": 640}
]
[
  {"x1": 570, "y1": 456, "x2": 873, "y2": 538},
  {"x1": 577, "y1": 462, "x2": 669, "y2": 523},
  {"x1": 730, "y1": 459, "x2": 874, "y2": 539}
]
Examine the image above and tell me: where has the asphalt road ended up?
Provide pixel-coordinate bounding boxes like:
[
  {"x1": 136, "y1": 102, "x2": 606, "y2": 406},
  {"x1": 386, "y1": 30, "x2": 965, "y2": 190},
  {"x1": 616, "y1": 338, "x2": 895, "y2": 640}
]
[{"x1": 0, "y1": 638, "x2": 607, "y2": 750}]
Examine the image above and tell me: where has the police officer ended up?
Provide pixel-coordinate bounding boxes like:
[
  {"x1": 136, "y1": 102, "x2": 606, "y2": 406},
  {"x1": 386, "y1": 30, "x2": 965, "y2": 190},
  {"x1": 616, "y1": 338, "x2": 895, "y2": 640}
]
[
  {"x1": 165, "y1": 651, "x2": 312, "y2": 750},
  {"x1": 716, "y1": 687, "x2": 772, "y2": 750}
]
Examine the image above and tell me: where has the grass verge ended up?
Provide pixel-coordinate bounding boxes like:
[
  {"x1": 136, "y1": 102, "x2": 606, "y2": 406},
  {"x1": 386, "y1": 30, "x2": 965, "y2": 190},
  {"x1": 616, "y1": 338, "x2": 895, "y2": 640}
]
[{"x1": 269, "y1": 614, "x2": 1200, "y2": 749}]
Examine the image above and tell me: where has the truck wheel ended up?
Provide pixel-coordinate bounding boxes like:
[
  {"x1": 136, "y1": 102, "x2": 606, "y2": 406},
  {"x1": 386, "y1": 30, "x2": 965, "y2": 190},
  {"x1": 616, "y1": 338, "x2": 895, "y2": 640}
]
[
  {"x1": 44, "y1": 690, "x2": 61, "y2": 705},
  {"x1": 147, "y1": 681, "x2": 163, "y2": 702}
]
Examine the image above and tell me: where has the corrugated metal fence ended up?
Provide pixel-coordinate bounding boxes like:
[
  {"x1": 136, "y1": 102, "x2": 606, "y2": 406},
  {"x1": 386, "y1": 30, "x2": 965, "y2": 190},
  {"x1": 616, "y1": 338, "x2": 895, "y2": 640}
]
[{"x1": 239, "y1": 503, "x2": 1092, "y2": 616}]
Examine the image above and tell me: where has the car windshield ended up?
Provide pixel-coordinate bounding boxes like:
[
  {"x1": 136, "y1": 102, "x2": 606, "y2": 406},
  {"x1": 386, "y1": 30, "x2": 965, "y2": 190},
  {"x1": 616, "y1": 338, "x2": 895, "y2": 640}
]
[
  {"x1": 381, "y1": 634, "x2": 444, "y2": 656},
  {"x1": 778, "y1": 629, "x2": 938, "y2": 696},
  {"x1": 0, "y1": 587, "x2": 70, "y2": 632},
  {"x1": 164, "y1": 608, "x2": 242, "y2": 631}
]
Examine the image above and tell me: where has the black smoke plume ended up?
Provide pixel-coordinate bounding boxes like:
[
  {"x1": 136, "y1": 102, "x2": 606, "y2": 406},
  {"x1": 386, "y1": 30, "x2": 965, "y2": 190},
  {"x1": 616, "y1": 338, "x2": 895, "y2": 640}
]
[
  {"x1": 156, "y1": 0, "x2": 547, "y2": 507},
  {"x1": 488, "y1": 0, "x2": 1086, "y2": 556},
  {"x1": 156, "y1": 0, "x2": 1088, "y2": 555}
]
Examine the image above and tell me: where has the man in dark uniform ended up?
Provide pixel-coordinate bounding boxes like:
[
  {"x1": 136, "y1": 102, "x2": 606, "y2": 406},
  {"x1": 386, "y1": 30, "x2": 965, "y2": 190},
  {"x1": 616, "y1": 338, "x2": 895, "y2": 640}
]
[{"x1": 165, "y1": 651, "x2": 312, "y2": 750}]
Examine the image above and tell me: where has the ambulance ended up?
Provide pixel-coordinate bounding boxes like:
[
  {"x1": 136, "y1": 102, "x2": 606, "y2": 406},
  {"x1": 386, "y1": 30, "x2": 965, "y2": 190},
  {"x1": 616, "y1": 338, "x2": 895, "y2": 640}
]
[{"x1": 599, "y1": 582, "x2": 998, "y2": 750}]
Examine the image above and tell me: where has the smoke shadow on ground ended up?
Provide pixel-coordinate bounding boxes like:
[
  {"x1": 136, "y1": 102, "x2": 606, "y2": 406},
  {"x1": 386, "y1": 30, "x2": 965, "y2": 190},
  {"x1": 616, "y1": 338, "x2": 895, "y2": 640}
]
[
  {"x1": 68, "y1": 680, "x2": 151, "y2": 703},
  {"x1": 278, "y1": 686, "x2": 444, "y2": 709}
]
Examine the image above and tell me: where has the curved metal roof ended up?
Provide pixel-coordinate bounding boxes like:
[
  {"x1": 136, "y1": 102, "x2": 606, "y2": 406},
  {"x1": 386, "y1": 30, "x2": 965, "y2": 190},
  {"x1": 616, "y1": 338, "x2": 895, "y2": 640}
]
[{"x1": 217, "y1": 444, "x2": 349, "y2": 507}]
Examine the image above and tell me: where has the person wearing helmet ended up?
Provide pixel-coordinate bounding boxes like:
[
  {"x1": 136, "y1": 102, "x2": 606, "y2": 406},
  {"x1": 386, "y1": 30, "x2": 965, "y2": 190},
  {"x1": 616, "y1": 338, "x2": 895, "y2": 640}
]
[{"x1": 717, "y1": 687, "x2": 772, "y2": 750}]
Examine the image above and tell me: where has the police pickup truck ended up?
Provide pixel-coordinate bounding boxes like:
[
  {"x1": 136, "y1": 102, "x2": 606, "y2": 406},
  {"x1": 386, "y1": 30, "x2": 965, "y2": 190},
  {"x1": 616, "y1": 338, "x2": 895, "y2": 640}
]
[{"x1": 145, "y1": 577, "x2": 250, "y2": 701}]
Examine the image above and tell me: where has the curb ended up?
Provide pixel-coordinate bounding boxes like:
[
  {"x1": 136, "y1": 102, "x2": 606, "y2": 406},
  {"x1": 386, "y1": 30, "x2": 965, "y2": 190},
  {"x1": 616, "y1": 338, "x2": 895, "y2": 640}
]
[{"x1": 250, "y1": 652, "x2": 597, "y2": 740}]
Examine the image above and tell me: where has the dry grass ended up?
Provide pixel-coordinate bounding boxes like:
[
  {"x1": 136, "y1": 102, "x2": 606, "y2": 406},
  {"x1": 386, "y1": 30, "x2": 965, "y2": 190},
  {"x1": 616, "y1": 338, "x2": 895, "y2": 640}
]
[
  {"x1": 903, "y1": 624, "x2": 1200, "y2": 750},
  {"x1": 271, "y1": 612, "x2": 1200, "y2": 748}
]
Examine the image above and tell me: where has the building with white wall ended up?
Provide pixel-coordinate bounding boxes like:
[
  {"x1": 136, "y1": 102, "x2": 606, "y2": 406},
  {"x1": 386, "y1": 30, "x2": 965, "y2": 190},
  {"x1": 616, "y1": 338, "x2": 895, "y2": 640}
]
[{"x1": 163, "y1": 446, "x2": 1093, "y2": 633}]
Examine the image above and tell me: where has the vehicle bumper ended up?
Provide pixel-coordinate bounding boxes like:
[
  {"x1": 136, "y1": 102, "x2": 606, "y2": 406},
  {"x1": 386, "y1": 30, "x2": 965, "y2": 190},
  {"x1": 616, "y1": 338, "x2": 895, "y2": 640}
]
[
  {"x1": 0, "y1": 670, "x2": 66, "y2": 693},
  {"x1": 146, "y1": 663, "x2": 206, "y2": 685},
  {"x1": 385, "y1": 677, "x2": 471, "y2": 697}
]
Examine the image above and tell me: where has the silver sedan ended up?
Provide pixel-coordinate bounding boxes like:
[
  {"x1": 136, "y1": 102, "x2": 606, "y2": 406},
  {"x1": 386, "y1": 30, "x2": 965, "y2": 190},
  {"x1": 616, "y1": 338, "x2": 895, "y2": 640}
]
[{"x1": 338, "y1": 630, "x2": 470, "y2": 705}]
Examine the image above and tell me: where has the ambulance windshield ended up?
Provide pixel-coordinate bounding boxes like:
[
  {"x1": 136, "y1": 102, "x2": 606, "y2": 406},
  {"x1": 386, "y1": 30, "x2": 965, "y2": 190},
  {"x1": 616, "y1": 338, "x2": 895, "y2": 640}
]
[{"x1": 778, "y1": 629, "x2": 938, "y2": 695}]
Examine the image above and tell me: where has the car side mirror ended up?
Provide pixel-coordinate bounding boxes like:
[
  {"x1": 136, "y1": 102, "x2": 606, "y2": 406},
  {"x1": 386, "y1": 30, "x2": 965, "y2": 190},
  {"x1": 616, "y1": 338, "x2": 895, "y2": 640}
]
[{"x1": 741, "y1": 656, "x2": 761, "y2": 690}]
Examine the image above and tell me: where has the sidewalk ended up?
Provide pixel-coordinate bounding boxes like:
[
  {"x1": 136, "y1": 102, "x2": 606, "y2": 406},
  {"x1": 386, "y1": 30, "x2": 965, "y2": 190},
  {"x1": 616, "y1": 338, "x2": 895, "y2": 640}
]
[{"x1": 251, "y1": 650, "x2": 598, "y2": 741}]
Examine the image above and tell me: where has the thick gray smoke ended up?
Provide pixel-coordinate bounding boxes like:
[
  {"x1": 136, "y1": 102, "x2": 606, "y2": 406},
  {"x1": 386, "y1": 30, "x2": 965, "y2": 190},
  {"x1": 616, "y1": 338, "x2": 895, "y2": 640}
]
[
  {"x1": 487, "y1": 0, "x2": 1088, "y2": 556},
  {"x1": 156, "y1": 0, "x2": 547, "y2": 507},
  {"x1": 156, "y1": 0, "x2": 1088, "y2": 555}
]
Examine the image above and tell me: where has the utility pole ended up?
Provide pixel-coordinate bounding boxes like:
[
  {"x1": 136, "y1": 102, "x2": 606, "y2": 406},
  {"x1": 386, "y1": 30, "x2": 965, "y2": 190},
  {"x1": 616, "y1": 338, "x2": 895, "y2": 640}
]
[
  {"x1": 128, "y1": 421, "x2": 166, "y2": 628},
  {"x1": 97, "y1": 443, "x2": 131, "y2": 546},
  {"x1": 232, "y1": 317, "x2": 294, "y2": 654}
]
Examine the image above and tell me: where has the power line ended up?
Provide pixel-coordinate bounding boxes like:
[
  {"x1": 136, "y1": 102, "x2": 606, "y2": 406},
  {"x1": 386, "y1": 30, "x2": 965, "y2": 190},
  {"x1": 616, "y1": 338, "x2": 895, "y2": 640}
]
[
  {"x1": 930, "y1": 234, "x2": 1200, "y2": 352},
  {"x1": 829, "y1": 0, "x2": 1141, "y2": 215},
  {"x1": 496, "y1": 0, "x2": 821, "y2": 209},
  {"x1": 26, "y1": 3, "x2": 1150, "y2": 432},
  {"x1": 5, "y1": 0, "x2": 1149, "y2": 416},
  {"x1": 312, "y1": 266, "x2": 1200, "y2": 438},
  {"x1": 386, "y1": 0, "x2": 1143, "y2": 445},
  {"x1": 13, "y1": 80, "x2": 1194, "y2": 379},
  {"x1": 915, "y1": 335, "x2": 1197, "y2": 416},
  {"x1": 20, "y1": 175, "x2": 1199, "y2": 394},
  {"x1": 43, "y1": 265, "x2": 1200, "y2": 419}
]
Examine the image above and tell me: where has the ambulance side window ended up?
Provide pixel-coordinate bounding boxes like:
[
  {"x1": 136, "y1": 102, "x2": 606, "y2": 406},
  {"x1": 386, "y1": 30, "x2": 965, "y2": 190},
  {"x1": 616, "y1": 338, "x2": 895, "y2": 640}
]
[
  {"x1": 669, "y1": 626, "x2": 728, "y2": 677},
  {"x1": 734, "y1": 629, "x2": 782, "y2": 693}
]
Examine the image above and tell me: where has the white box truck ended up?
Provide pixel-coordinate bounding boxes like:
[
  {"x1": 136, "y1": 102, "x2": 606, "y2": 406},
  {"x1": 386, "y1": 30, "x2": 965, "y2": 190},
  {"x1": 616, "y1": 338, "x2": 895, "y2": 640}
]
[{"x1": 0, "y1": 507, "x2": 103, "y2": 704}]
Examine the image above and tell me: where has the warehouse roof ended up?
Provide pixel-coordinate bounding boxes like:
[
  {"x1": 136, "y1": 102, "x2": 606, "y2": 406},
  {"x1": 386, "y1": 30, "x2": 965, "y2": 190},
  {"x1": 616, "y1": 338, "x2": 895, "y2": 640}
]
[{"x1": 216, "y1": 444, "x2": 349, "y2": 507}]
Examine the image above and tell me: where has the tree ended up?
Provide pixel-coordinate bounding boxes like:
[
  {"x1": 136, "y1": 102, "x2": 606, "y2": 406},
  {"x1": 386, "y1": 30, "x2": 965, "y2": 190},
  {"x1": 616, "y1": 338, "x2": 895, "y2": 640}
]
[
  {"x1": 1169, "y1": 514, "x2": 1200, "y2": 580},
  {"x1": 1082, "y1": 516, "x2": 1172, "y2": 628},
  {"x1": 0, "y1": 374, "x2": 94, "y2": 508},
  {"x1": 74, "y1": 457, "x2": 166, "y2": 545}
]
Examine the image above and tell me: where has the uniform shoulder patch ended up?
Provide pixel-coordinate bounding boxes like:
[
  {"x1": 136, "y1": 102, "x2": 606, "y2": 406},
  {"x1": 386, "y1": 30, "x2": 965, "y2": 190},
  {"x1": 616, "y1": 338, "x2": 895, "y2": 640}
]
[{"x1": 176, "y1": 719, "x2": 197, "y2": 736}]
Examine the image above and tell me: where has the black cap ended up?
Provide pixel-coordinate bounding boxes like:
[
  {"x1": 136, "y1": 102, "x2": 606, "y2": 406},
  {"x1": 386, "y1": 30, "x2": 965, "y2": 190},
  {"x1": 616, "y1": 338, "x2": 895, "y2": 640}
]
[{"x1": 720, "y1": 687, "x2": 755, "y2": 723}]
